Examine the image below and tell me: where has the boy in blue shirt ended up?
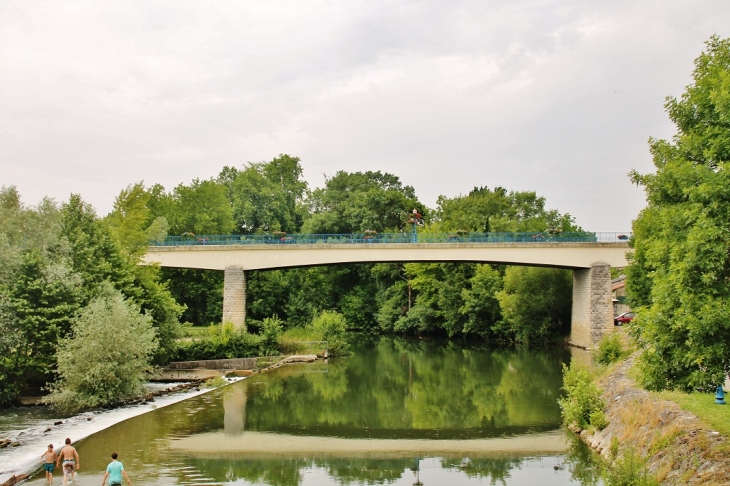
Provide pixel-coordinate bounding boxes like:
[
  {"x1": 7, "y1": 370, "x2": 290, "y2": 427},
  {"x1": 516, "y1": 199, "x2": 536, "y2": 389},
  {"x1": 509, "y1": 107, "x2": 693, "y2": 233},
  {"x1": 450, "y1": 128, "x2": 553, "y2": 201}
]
[{"x1": 101, "y1": 452, "x2": 132, "y2": 486}]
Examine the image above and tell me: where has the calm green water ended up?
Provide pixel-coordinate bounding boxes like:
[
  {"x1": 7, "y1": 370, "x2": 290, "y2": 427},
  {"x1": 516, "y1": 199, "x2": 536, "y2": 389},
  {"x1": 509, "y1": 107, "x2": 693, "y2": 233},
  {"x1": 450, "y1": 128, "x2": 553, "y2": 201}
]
[{"x1": 27, "y1": 337, "x2": 602, "y2": 485}]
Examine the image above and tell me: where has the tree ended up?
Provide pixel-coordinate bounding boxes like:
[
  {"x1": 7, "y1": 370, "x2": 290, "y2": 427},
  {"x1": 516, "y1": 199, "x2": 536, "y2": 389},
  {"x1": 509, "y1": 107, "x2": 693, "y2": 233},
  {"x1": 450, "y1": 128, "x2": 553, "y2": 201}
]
[
  {"x1": 496, "y1": 266, "x2": 572, "y2": 344},
  {"x1": 436, "y1": 186, "x2": 578, "y2": 233},
  {"x1": 166, "y1": 179, "x2": 235, "y2": 235},
  {"x1": 303, "y1": 171, "x2": 424, "y2": 234},
  {"x1": 627, "y1": 36, "x2": 730, "y2": 391},
  {"x1": 0, "y1": 188, "x2": 85, "y2": 403},
  {"x1": 107, "y1": 182, "x2": 169, "y2": 255},
  {"x1": 218, "y1": 155, "x2": 307, "y2": 234},
  {"x1": 44, "y1": 283, "x2": 159, "y2": 411}
]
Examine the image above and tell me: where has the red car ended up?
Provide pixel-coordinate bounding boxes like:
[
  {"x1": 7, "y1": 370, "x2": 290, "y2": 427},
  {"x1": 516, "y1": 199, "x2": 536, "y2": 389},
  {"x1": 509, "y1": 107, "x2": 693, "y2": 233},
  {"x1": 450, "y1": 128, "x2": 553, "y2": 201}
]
[{"x1": 614, "y1": 312, "x2": 635, "y2": 326}]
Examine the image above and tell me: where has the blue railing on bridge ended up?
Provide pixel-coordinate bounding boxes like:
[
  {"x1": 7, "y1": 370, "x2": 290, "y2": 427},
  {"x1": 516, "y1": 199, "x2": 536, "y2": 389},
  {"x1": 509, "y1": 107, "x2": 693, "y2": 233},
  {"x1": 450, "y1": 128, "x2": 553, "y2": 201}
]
[{"x1": 152, "y1": 232, "x2": 632, "y2": 247}]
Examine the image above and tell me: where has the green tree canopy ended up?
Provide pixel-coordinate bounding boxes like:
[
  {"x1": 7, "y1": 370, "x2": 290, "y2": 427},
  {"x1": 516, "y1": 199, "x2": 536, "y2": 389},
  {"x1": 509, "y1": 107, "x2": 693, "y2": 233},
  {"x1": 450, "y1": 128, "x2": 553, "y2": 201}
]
[
  {"x1": 218, "y1": 154, "x2": 308, "y2": 234},
  {"x1": 159, "y1": 179, "x2": 235, "y2": 235},
  {"x1": 627, "y1": 36, "x2": 730, "y2": 390},
  {"x1": 436, "y1": 186, "x2": 578, "y2": 233},
  {"x1": 302, "y1": 171, "x2": 424, "y2": 234},
  {"x1": 106, "y1": 182, "x2": 169, "y2": 255}
]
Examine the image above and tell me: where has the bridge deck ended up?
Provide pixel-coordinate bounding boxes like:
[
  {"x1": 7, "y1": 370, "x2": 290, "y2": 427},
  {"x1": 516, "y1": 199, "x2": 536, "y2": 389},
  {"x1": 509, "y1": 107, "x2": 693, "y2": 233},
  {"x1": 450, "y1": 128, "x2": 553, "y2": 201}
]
[{"x1": 144, "y1": 241, "x2": 630, "y2": 271}]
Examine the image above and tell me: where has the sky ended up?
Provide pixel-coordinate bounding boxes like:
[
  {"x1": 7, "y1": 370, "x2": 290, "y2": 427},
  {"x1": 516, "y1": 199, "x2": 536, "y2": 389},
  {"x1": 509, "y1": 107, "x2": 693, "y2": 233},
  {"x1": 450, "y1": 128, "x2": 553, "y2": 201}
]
[{"x1": 1, "y1": 0, "x2": 729, "y2": 231}]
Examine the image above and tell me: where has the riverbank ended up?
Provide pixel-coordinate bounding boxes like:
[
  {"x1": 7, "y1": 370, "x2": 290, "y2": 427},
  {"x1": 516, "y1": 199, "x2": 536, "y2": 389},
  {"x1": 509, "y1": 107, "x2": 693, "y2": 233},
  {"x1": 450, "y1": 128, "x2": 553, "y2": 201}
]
[{"x1": 576, "y1": 355, "x2": 730, "y2": 485}]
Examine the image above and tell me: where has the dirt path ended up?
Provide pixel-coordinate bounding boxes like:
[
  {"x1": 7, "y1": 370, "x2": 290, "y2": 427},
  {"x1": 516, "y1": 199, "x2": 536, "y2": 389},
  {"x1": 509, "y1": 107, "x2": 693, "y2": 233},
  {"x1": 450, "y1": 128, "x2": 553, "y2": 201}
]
[{"x1": 578, "y1": 355, "x2": 730, "y2": 485}]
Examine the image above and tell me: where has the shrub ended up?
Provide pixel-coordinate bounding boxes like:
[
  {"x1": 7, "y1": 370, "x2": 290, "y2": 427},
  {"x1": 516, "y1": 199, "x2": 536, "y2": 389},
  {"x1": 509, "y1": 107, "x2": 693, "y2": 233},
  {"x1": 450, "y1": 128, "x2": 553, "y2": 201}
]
[
  {"x1": 595, "y1": 333, "x2": 627, "y2": 365},
  {"x1": 309, "y1": 310, "x2": 349, "y2": 356},
  {"x1": 173, "y1": 320, "x2": 282, "y2": 362},
  {"x1": 604, "y1": 447, "x2": 658, "y2": 486},
  {"x1": 174, "y1": 327, "x2": 261, "y2": 361},
  {"x1": 201, "y1": 376, "x2": 227, "y2": 389},
  {"x1": 260, "y1": 316, "x2": 284, "y2": 356},
  {"x1": 43, "y1": 283, "x2": 158, "y2": 412},
  {"x1": 558, "y1": 361, "x2": 607, "y2": 431}
]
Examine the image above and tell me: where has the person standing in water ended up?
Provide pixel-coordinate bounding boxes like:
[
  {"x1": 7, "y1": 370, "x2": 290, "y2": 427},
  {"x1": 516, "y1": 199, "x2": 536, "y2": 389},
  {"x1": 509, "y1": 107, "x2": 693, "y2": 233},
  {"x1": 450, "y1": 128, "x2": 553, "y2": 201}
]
[
  {"x1": 101, "y1": 452, "x2": 132, "y2": 486},
  {"x1": 56, "y1": 438, "x2": 80, "y2": 485},
  {"x1": 41, "y1": 444, "x2": 56, "y2": 483}
]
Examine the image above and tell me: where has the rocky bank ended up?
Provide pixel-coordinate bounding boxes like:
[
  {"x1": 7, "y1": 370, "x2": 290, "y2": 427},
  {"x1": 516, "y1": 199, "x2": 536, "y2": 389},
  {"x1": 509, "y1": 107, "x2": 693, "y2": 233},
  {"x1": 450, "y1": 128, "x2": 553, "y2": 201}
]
[{"x1": 577, "y1": 355, "x2": 730, "y2": 485}]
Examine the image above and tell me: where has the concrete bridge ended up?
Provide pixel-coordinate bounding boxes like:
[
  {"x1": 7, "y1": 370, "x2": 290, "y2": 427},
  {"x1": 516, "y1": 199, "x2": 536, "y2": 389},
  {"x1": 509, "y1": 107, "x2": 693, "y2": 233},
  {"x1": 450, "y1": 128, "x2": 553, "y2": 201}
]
[{"x1": 143, "y1": 233, "x2": 631, "y2": 349}]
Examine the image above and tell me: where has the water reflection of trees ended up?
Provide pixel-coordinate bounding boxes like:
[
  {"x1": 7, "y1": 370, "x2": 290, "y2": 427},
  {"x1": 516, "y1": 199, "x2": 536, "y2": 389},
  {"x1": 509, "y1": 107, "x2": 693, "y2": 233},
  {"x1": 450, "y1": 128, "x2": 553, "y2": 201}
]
[
  {"x1": 242, "y1": 337, "x2": 569, "y2": 438},
  {"x1": 73, "y1": 338, "x2": 589, "y2": 486},
  {"x1": 441, "y1": 457, "x2": 520, "y2": 485},
  {"x1": 188, "y1": 456, "x2": 519, "y2": 486}
]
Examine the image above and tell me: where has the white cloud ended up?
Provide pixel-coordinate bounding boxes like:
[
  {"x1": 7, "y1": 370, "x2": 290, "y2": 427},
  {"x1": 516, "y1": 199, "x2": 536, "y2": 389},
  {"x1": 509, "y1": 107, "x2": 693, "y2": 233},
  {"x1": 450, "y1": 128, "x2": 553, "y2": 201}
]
[{"x1": 0, "y1": 0, "x2": 728, "y2": 230}]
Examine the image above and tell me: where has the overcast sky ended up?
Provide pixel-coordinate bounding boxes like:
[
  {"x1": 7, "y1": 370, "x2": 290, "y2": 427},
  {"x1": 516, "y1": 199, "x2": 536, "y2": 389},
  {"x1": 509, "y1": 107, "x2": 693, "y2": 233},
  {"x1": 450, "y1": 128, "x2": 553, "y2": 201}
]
[{"x1": 1, "y1": 1, "x2": 728, "y2": 231}]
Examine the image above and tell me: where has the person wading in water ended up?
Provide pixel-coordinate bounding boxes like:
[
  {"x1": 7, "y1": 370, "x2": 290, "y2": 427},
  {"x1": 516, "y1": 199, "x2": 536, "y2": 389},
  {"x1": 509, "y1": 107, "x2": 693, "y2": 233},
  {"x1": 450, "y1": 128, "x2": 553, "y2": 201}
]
[{"x1": 56, "y1": 438, "x2": 80, "y2": 485}]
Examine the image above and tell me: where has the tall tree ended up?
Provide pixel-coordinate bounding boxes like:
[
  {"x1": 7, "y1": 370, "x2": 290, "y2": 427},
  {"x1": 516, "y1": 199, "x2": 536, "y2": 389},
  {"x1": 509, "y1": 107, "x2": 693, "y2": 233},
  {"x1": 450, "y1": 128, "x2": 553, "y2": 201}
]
[
  {"x1": 166, "y1": 179, "x2": 235, "y2": 235},
  {"x1": 496, "y1": 266, "x2": 572, "y2": 344},
  {"x1": 627, "y1": 36, "x2": 730, "y2": 391},
  {"x1": 436, "y1": 186, "x2": 577, "y2": 233},
  {"x1": 303, "y1": 171, "x2": 424, "y2": 234},
  {"x1": 218, "y1": 154, "x2": 308, "y2": 234},
  {"x1": 107, "y1": 182, "x2": 169, "y2": 255}
]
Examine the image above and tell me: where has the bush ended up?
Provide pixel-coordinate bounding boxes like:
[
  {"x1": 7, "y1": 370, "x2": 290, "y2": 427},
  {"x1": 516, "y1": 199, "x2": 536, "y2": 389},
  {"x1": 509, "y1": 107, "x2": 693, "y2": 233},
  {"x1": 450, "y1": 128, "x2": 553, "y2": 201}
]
[
  {"x1": 558, "y1": 361, "x2": 607, "y2": 431},
  {"x1": 201, "y1": 376, "x2": 227, "y2": 389},
  {"x1": 260, "y1": 316, "x2": 284, "y2": 356},
  {"x1": 604, "y1": 447, "x2": 658, "y2": 486},
  {"x1": 43, "y1": 283, "x2": 158, "y2": 412},
  {"x1": 595, "y1": 333, "x2": 628, "y2": 365},
  {"x1": 309, "y1": 310, "x2": 349, "y2": 356},
  {"x1": 173, "y1": 320, "x2": 282, "y2": 362}
]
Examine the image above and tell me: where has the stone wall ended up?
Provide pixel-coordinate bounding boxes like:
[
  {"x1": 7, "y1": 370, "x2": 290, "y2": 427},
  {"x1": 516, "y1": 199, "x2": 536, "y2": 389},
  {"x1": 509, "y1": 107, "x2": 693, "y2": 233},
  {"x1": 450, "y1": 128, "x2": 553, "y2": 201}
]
[
  {"x1": 222, "y1": 266, "x2": 246, "y2": 330},
  {"x1": 570, "y1": 263, "x2": 613, "y2": 349}
]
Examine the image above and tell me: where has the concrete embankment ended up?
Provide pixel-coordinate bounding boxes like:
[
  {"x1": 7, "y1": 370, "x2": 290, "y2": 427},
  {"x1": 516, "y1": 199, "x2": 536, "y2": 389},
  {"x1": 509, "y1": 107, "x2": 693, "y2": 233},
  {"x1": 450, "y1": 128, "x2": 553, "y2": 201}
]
[{"x1": 576, "y1": 355, "x2": 730, "y2": 485}]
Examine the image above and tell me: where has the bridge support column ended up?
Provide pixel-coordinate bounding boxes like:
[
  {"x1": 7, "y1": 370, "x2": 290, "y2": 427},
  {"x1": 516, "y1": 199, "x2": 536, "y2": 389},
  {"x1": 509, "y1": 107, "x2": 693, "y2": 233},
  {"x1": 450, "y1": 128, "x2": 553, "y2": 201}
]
[
  {"x1": 222, "y1": 266, "x2": 246, "y2": 330},
  {"x1": 570, "y1": 264, "x2": 613, "y2": 349}
]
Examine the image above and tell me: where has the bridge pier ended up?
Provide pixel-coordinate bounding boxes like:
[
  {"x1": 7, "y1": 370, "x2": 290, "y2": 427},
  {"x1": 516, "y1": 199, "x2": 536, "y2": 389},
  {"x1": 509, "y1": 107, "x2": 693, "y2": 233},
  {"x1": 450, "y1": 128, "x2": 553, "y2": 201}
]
[
  {"x1": 222, "y1": 266, "x2": 246, "y2": 330},
  {"x1": 570, "y1": 263, "x2": 613, "y2": 349}
]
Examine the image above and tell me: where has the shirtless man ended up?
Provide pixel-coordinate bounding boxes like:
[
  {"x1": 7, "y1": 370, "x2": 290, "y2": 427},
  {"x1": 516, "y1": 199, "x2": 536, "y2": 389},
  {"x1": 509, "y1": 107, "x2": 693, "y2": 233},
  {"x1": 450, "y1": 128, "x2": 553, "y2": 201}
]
[{"x1": 55, "y1": 438, "x2": 80, "y2": 485}]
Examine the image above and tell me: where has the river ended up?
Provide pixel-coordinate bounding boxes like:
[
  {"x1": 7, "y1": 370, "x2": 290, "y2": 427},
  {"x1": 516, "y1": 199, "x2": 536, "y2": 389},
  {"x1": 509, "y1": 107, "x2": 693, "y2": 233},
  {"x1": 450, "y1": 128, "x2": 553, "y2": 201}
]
[{"x1": 18, "y1": 337, "x2": 602, "y2": 485}]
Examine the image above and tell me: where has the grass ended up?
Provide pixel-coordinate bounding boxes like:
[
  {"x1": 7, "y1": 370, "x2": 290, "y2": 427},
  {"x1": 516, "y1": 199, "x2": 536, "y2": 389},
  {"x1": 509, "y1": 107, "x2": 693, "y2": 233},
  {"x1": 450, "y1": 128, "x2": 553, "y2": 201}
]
[
  {"x1": 653, "y1": 389, "x2": 730, "y2": 437},
  {"x1": 279, "y1": 328, "x2": 328, "y2": 355},
  {"x1": 201, "y1": 376, "x2": 228, "y2": 388},
  {"x1": 180, "y1": 325, "x2": 214, "y2": 339}
]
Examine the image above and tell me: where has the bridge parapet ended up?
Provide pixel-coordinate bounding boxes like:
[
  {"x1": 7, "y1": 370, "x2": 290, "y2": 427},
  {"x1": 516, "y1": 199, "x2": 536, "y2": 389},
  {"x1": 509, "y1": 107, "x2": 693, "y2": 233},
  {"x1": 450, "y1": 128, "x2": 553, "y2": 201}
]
[{"x1": 153, "y1": 231, "x2": 631, "y2": 247}]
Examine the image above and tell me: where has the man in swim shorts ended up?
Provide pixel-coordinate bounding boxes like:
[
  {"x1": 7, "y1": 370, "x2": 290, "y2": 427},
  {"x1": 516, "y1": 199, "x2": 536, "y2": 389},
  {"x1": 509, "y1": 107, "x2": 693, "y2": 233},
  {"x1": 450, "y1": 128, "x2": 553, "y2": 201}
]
[
  {"x1": 56, "y1": 438, "x2": 80, "y2": 485},
  {"x1": 41, "y1": 444, "x2": 56, "y2": 483}
]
